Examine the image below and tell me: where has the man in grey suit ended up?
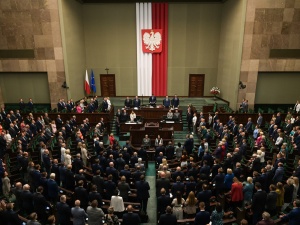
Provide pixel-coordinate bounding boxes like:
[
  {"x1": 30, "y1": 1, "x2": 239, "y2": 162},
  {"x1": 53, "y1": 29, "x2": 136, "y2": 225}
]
[{"x1": 71, "y1": 200, "x2": 88, "y2": 225}]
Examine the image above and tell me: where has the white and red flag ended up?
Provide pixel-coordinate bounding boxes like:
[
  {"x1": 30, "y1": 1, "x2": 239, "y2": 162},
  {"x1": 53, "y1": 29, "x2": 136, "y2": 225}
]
[{"x1": 136, "y1": 3, "x2": 168, "y2": 96}]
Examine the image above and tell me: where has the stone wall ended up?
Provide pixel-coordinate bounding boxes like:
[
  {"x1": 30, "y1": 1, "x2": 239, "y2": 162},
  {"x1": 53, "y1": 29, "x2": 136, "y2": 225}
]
[
  {"x1": 0, "y1": 0, "x2": 67, "y2": 108},
  {"x1": 238, "y1": 0, "x2": 300, "y2": 109}
]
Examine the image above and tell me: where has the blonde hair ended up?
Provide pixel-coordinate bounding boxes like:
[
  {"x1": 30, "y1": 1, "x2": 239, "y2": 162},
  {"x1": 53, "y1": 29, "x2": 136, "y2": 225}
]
[
  {"x1": 293, "y1": 177, "x2": 299, "y2": 186},
  {"x1": 227, "y1": 168, "x2": 232, "y2": 174},
  {"x1": 247, "y1": 177, "x2": 253, "y2": 184},
  {"x1": 186, "y1": 191, "x2": 197, "y2": 206}
]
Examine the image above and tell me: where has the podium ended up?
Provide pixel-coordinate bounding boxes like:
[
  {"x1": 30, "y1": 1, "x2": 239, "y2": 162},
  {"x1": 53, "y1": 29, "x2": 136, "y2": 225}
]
[{"x1": 129, "y1": 122, "x2": 173, "y2": 147}]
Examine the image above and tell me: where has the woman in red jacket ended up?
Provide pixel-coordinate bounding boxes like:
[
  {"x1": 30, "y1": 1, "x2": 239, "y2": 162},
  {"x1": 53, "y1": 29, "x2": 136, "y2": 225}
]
[
  {"x1": 109, "y1": 133, "x2": 115, "y2": 145},
  {"x1": 230, "y1": 177, "x2": 244, "y2": 209}
]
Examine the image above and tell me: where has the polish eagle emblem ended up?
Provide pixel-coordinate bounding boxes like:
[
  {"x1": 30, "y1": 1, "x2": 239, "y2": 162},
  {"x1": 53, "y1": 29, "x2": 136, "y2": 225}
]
[{"x1": 141, "y1": 29, "x2": 163, "y2": 53}]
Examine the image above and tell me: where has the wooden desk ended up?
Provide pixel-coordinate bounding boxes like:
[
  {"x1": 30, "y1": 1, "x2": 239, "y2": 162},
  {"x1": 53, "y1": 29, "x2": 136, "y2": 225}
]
[
  {"x1": 120, "y1": 121, "x2": 183, "y2": 133},
  {"x1": 129, "y1": 126, "x2": 174, "y2": 147},
  {"x1": 130, "y1": 107, "x2": 182, "y2": 119}
]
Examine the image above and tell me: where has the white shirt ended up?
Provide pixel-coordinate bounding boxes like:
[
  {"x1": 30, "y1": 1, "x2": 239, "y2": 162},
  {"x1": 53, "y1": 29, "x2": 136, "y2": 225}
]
[
  {"x1": 110, "y1": 195, "x2": 125, "y2": 212},
  {"x1": 192, "y1": 116, "x2": 197, "y2": 126}
]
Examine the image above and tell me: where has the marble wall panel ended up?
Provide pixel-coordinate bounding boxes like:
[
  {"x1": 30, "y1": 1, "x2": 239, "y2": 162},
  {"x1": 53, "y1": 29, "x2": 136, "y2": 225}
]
[{"x1": 0, "y1": 0, "x2": 66, "y2": 106}]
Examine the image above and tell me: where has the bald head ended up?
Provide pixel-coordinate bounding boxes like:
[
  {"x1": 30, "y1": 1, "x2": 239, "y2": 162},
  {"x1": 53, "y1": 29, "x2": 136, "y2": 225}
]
[
  {"x1": 75, "y1": 200, "x2": 81, "y2": 207},
  {"x1": 127, "y1": 205, "x2": 133, "y2": 212}
]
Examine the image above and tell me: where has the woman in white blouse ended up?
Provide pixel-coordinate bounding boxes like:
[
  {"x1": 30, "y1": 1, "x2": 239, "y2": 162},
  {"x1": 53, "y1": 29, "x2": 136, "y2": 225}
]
[
  {"x1": 130, "y1": 111, "x2": 136, "y2": 122},
  {"x1": 64, "y1": 149, "x2": 72, "y2": 166}
]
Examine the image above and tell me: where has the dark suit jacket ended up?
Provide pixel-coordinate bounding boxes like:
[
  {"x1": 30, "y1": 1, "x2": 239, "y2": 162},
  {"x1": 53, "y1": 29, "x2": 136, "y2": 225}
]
[
  {"x1": 156, "y1": 178, "x2": 170, "y2": 196},
  {"x1": 171, "y1": 98, "x2": 180, "y2": 108},
  {"x1": 133, "y1": 99, "x2": 141, "y2": 108},
  {"x1": 171, "y1": 182, "x2": 185, "y2": 196},
  {"x1": 124, "y1": 99, "x2": 132, "y2": 108},
  {"x1": 56, "y1": 202, "x2": 71, "y2": 225},
  {"x1": 281, "y1": 207, "x2": 300, "y2": 225},
  {"x1": 252, "y1": 190, "x2": 267, "y2": 214},
  {"x1": 163, "y1": 98, "x2": 171, "y2": 108},
  {"x1": 104, "y1": 180, "x2": 116, "y2": 199},
  {"x1": 157, "y1": 195, "x2": 171, "y2": 215},
  {"x1": 122, "y1": 212, "x2": 141, "y2": 225},
  {"x1": 159, "y1": 213, "x2": 177, "y2": 225},
  {"x1": 47, "y1": 178, "x2": 59, "y2": 199},
  {"x1": 21, "y1": 190, "x2": 34, "y2": 213},
  {"x1": 64, "y1": 169, "x2": 75, "y2": 190},
  {"x1": 92, "y1": 175, "x2": 105, "y2": 194},
  {"x1": 195, "y1": 210, "x2": 210, "y2": 225},
  {"x1": 3, "y1": 209, "x2": 22, "y2": 225},
  {"x1": 74, "y1": 186, "x2": 89, "y2": 208},
  {"x1": 266, "y1": 191, "x2": 277, "y2": 211},
  {"x1": 88, "y1": 191, "x2": 103, "y2": 207},
  {"x1": 149, "y1": 96, "x2": 156, "y2": 105},
  {"x1": 135, "y1": 180, "x2": 150, "y2": 200},
  {"x1": 33, "y1": 192, "x2": 49, "y2": 214}
]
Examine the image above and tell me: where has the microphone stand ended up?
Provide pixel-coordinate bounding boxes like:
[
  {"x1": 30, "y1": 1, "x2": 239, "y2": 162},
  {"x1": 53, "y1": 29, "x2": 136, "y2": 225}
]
[{"x1": 142, "y1": 94, "x2": 143, "y2": 106}]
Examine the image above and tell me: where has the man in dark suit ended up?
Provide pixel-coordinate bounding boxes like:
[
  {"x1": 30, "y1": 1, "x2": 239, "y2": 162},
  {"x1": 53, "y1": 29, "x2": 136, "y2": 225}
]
[
  {"x1": 122, "y1": 204, "x2": 141, "y2": 225},
  {"x1": 88, "y1": 185, "x2": 103, "y2": 207},
  {"x1": 42, "y1": 149, "x2": 51, "y2": 176},
  {"x1": 47, "y1": 173, "x2": 59, "y2": 203},
  {"x1": 156, "y1": 172, "x2": 170, "y2": 196},
  {"x1": 196, "y1": 184, "x2": 212, "y2": 211},
  {"x1": 56, "y1": 114, "x2": 63, "y2": 129},
  {"x1": 293, "y1": 159, "x2": 300, "y2": 179},
  {"x1": 212, "y1": 168, "x2": 225, "y2": 195},
  {"x1": 157, "y1": 188, "x2": 171, "y2": 217},
  {"x1": 33, "y1": 186, "x2": 50, "y2": 224},
  {"x1": 56, "y1": 195, "x2": 71, "y2": 225},
  {"x1": 104, "y1": 174, "x2": 116, "y2": 200},
  {"x1": 21, "y1": 184, "x2": 34, "y2": 215},
  {"x1": 284, "y1": 119, "x2": 293, "y2": 135},
  {"x1": 120, "y1": 109, "x2": 129, "y2": 123},
  {"x1": 275, "y1": 112, "x2": 282, "y2": 127},
  {"x1": 279, "y1": 199, "x2": 300, "y2": 225},
  {"x1": 124, "y1": 96, "x2": 132, "y2": 108},
  {"x1": 101, "y1": 97, "x2": 108, "y2": 112},
  {"x1": 106, "y1": 162, "x2": 119, "y2": 183},
  {"x1": 171, "y1": 176, "x2": 185, "y2": 196},
  {"x1": 27, "y1": 98, "x2": 34, "y2": 112},
  {"x1": 74, "y1": 180, "x2": 89, "y2": 210},
  {"x1": 252, "y1": 182, "x2": 267, "y2": 225},
  {"x1": 92, "y1": 170, "x2": 105, "y2": 195},
  {"x1": 65, "y1": 165, "x2": 75, "y2": 191},
  {"x1": 135, "y1": 175, "x2": 150, "y2": 213},
  {"x1": 133, "y1": 96, "x2": 141, "y2": 108},
  {"x1": 159, "y1": 206, "x2": 177, "y2": 225},
  {"x1": 72, "y1": 153, "x2": 83, "y2": 174},
  {"x1": 195, "y1": 202, "x2": 210, "y2": 225},
  {"x1": 171, "y1": 95, "x2": 180, "y2": 108},
  {"x1": 3, "y1": 202, "x2": 22, "y2": 225},
  {"x1": 184, "y1": 134, "x2": 194, "y2": 155},
  {"x1": 149, "y1": 94, "x2": 156, "y2": 107},
  {"x1": 172, "y1": 167, "x2": 185, "y2": 181},
  {"x1": 245, "y1": 117, "x2": 253, "y2": 134},
  {"x1": 256, "y1": 113, "x2": 263, "y2": 128},
  {"x1": 162, "y1": 96, "x2": 171, "y2": 108},
  {"x1": 265, "y1": 184, "x2": 277, "y2": 217}
]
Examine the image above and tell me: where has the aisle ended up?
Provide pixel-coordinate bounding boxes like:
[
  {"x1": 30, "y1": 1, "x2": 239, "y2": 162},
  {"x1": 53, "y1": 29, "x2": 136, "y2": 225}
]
[{"x1": 144, "y1": 162, "x2": 157, "y2": 225}]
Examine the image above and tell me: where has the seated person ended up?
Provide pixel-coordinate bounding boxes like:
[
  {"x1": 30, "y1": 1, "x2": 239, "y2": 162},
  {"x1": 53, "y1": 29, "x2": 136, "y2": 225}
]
[
  {"x1": 119, "y1": 109, "x2": 129, "y2": 123},
  {"x1": 163, "y1": 96, "x2": 171, "y2": 108},
  {"x1": 149, "y1": 94, "x2": 156, "y2": 107},
  {"x1": 155, "y1": 135, "x2": 163, "y2": 147},
  {"x1": 130, "y1": 111, "x2": 136, "y2": 122},
  {"x1": 166, "y1": 110, "x2": 173, "y2": 120},
  {"x1": 142, "y1": 135, "x2": 151, "y2": 147},
  {"x1": 173, "y1": 109, "x2": 181, "y2": 121}
]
